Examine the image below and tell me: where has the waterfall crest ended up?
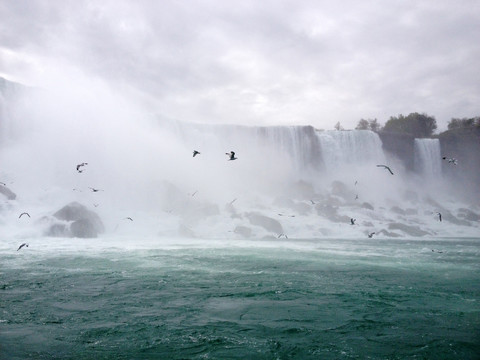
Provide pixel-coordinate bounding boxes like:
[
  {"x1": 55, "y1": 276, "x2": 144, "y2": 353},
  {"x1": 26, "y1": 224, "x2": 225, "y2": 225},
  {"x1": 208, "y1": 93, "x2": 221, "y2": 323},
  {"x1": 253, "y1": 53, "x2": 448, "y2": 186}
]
[{"x1": 315, "y1": 130, "x2": 386, "y2": 173}]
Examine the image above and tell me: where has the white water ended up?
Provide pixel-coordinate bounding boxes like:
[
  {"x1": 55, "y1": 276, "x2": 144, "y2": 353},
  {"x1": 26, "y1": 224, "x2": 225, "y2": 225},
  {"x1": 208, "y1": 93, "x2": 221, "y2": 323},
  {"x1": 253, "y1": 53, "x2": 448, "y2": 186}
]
[
  {"x1": 414, "y1": 138, "x2": 442, "y2": 177},
  {"x1": 1, "y1": 77, "x2": 479, "y2": 241},
  {"x1": 316, "y1": 130, "x2": 386, "y2": 173}
]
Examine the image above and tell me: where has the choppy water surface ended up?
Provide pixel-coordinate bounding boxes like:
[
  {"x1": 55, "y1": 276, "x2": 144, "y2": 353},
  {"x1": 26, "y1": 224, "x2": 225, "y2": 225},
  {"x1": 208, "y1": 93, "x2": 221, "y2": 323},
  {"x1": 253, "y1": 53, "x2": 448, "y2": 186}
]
[{"x1": 1, "y1": 237, "x2": 479, "y2": 359}]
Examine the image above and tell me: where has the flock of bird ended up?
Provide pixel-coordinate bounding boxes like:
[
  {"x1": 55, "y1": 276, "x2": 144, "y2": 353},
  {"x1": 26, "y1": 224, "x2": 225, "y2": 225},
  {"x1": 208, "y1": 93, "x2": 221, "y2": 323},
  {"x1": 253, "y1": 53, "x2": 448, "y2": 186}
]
[{"x1": 8, "y1": 150, "x2": 457, "y2": 251}]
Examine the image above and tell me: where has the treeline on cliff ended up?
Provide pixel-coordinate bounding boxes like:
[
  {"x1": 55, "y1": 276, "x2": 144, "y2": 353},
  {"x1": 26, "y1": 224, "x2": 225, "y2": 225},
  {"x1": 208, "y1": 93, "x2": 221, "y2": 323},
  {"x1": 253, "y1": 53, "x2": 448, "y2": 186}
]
[{"x1": 353, "y1": 112, "x2": 480, "y2": 138}]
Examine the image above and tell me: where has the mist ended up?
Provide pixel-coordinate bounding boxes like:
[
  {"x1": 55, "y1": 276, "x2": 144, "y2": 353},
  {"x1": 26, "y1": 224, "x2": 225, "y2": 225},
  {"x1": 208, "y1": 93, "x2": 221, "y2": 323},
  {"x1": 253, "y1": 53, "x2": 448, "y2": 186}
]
[{"x1": 1, "y1": 71, "x2": 478, "y2": 241}]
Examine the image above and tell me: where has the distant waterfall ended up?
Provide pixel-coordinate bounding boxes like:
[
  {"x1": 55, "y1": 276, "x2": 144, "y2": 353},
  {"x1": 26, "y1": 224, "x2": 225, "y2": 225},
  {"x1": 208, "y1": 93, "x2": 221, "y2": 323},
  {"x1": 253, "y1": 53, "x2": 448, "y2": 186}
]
[
  {"x1": 160, "y1": 120, "x2": 324, "y2": 173},
  {"x1": 315, "y1": 130, "x2": 386, "y2": 172},
  {"x1": 414, "y1": 138, "x2": 441, "y2": 177}
]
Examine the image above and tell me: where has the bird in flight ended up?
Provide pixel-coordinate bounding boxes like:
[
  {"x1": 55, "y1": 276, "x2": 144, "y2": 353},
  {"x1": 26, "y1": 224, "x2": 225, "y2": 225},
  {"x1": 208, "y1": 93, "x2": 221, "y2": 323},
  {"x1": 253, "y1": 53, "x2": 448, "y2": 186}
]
[
  {"x1": 76, "y1": 162, "x2": 88, "y2": 173},
  {"x1": 350, "y1": 218, "x2": 356, "y2": 225},
  {"x1": 226, "y1": 151, "x2": 237, "y2": 161},
  {"x1": 436, "y1": 212, "x2": 442, "y2": 222},
  {"x1": 193, "y1": 150, "x2": 200, "y2": 157},
  {"x1": 368, "y1": 232, "x2": 375, "y2": 238},
  {"x1": 19, "y1": 212, "x2": 30, "y2": 218},
  {"x1": 376, "y1": 164, "x2": 394, "y2": 175},
  {"x1": 17, "y1": 243, "x2": 29, "y2": 251},
  {"x1": 278, "y1": 234, "x2": 288, "y2": 239},
  {"x1": 89, "y1": 187, "x2": 104, "y2": 192},
  {"x1": 124, "y1": 217, "x2": 133, "y2": 221},
  {"x1": 442, "y1": 157, "x2": 457, "y2": 165},
  {"x1": 0, "y1": 181, "x2": 6, "y2": 186}
]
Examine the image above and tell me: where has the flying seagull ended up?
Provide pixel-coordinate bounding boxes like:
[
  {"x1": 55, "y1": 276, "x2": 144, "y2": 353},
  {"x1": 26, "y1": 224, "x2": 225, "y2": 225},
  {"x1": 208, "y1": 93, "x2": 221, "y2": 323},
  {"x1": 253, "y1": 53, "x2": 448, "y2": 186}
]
[
  {"x1": 193, "y1": 150, "x2": 200, "y2": 157},
  {"x1": 350, "y1": 218, "x2": 356, "y2": 225},
  {"x1": 76, "y1": 162, "x2": 88, "y2": 172},
  {"x1": 376, "y1": 164, "x2": 394, "y2": 175},
  {"x1": 436, "y1": 212, "x2": 442, "y2": 222},
  {"x1": 17, "y1": 243, "x2": 29, "y2": 251},
  {"x1": 310, "y1": 200, "x2": 316, "y2": 205},
  {"x1": 354, "y1": 180, "x2": 358, "y2": 186},
  {"x1": 19, "y1": 212, "x2": 30, "y2": 218},
  {"x1": 368, "y1": 232, "x2": 375, "y2": 238},
  {"x1": 355, "y1": 194, "x2": 359, "y2": 200},
  {"x1": 0, "y1": 181, "x2": 6, "y2": 186},
  {"x1": 124, "y1": 217, "x2": 133, "y2": 221},
  {"x1": 89, "y1": 187, "x2": 103, "y2": 192},
  {"x1": 442, "y1": 157, "x2": 457, "y2": 165},
  {"x1": 278, "y1": 213, "x2": 295, "y2": 217},
  {"x1": 278, "y1": 234, "x2": 289, "y2": 239},
  {"x1": 226, "y1": 151, "x2": 237, "y2": 161}
]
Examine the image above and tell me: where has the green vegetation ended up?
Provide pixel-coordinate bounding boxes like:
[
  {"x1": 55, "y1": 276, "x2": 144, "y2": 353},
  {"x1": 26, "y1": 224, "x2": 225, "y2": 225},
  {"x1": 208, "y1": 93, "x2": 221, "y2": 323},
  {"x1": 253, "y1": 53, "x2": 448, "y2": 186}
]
[
  {"x1": 447, "y1": 117, "x2": 480, "y2": 130},
  {"x1": 355, "y1": 118, "x2": 380, "y2": 132},
  {"x1": 382, "y1": 113, "x2": 437, "y2": 138}
]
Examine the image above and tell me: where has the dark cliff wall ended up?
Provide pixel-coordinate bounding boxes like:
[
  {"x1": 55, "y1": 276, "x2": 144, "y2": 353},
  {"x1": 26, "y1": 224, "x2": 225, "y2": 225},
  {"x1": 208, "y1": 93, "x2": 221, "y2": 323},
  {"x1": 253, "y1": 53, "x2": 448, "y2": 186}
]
[
  {"x1": 438, "y1": 128, "x2": 480, "y2": 200},
  {"x1": 378, "y1": 132, "x2": 416, "y2": 171}
]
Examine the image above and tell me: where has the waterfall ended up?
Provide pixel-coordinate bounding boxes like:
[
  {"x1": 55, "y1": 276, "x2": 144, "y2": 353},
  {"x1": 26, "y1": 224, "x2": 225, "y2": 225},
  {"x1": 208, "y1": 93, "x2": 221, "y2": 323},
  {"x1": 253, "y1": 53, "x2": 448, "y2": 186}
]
[
  {"x1": 159, "y1": 119, "x2": 324, "y2": 174},
  {"x1": 315, "y1": 130, "x2": 386, "y2": 173},
  {"x1": 414, "y1": 138, "x2": 442, "y2": 177}
]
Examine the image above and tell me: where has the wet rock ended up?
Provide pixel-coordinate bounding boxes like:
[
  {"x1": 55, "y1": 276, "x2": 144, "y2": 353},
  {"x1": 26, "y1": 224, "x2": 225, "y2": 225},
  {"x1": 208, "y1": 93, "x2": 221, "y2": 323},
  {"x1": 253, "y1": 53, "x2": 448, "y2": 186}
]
[
  {"x1": 378, "y1": 229, "x2": 402, "y2": 237},
  {"x1": 245, "y1": 212, "x2": 283, "y2": 234},
  {"x1": 234, "y1": 226, "x2": 252, "y2": 238},
  {"x1": 361, "y1": 202, "x2": 374, "y2": 210},
  {"x1": 457, "y1": 208, "x2": 479, "y2": 222},
  {"x1": 388, "y1": 223, "x2": 430, "y2": 237},
  {"x1": 0, "y1": 185, "x2": 16, "y2": 200},
  {"x1": 441, "y1": 210, "x2": 470, "y2": 226},
  {"x1": 46, "y1": 202, "x2": 104, "y2": 238},
  {"x1": 315, "y1": 204, "x2": 350, "y2": 223}
]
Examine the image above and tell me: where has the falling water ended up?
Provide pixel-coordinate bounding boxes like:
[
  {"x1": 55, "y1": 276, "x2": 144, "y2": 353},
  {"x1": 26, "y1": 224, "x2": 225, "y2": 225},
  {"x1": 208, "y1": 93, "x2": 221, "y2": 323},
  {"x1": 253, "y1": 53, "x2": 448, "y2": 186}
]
[
  {"x1": 414, "y1": 138, "x2": 442, "y2": 177},
  {"x1": 315, "y1": 130, "x2": 386, "y2": 173}
]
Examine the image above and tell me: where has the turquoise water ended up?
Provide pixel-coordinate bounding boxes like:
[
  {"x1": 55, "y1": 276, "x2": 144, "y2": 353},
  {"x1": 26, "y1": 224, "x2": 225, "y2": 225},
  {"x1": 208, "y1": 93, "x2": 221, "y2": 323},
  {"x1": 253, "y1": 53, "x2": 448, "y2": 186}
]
[{"x1": 1, "y1": 237, "x2": 479, "y2": 359}]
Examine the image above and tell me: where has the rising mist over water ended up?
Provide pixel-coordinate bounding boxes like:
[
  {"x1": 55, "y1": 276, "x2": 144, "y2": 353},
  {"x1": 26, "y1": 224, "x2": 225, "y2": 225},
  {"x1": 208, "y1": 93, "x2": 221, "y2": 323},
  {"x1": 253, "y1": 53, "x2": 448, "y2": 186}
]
[
  {"x1": 0, "y1": 75, "x2": 479, "y2": 240},
  {"x1": 1, "y1": 75, "x2": 480, "y2": 360}
]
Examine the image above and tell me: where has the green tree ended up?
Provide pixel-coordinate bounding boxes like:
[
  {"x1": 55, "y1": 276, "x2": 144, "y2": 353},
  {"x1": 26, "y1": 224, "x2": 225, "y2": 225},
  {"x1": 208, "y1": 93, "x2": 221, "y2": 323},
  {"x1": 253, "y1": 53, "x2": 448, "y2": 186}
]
[
  {"x1": 368, "y1": 118, "x2": 381, "y2": 132},
  {"x1": 355, "y1": 118, "x2": 381, "y2": 132},
  {"x1": 447, "y1": 117, "x2": 480, "y2": 130},
  {"x1": 334, "y1": 121, "x2": 344, "y2": 131},
  {"x1": 355, "y1": 119, "x2": 369, "y2": 130},
  {"x1": 383, "y1": 112, "x2": 437, "y2": 137}
]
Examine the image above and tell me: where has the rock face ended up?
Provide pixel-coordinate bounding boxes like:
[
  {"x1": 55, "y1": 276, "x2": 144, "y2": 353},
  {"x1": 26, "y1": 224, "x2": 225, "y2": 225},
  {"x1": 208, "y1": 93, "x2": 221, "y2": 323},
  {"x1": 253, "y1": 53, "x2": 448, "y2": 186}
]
[
  {"x1": 0, "y1": 185, "x2": 16, "y2": 200},
  {"x1": 388, "y1": 223, "x2": 430, "y2": 237},
  {"x1": 46, "y1": 202, "x2": 104, "y2": 238},
  {"x1": 378, "y1": 132, "x2": 415, "y2": 171},
  {"x1": 246, "y1": 212, "x2": 283, "y2": 234}
]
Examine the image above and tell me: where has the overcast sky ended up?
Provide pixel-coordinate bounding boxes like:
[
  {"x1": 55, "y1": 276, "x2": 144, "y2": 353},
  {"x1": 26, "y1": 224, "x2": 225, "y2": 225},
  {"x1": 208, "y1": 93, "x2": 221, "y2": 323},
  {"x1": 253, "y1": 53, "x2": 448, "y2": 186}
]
[{"x1": 1, "y1": 0, "x2": 479, "y2": 130}]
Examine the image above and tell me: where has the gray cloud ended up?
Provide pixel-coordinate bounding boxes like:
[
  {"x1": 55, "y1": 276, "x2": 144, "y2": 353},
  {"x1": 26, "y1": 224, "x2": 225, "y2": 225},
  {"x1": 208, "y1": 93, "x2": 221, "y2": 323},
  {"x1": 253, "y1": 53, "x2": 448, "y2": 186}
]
[{"x1": 1, "y1": 0, "x2": 479, "y2": 130}]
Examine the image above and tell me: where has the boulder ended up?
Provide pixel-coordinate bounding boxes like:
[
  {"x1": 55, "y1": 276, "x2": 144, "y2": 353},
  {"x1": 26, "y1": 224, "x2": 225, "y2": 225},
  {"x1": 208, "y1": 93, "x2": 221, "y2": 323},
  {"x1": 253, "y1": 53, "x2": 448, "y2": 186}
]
[
  {"x1": 245, "y1": 212, "x2": 283, "y2": 234},
  {"x1": 46, "y1": 202, "x2": 104, "y2": 238},
  {"x1": 234, "y1": 225, "x2": 253, "y2": 238}
]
